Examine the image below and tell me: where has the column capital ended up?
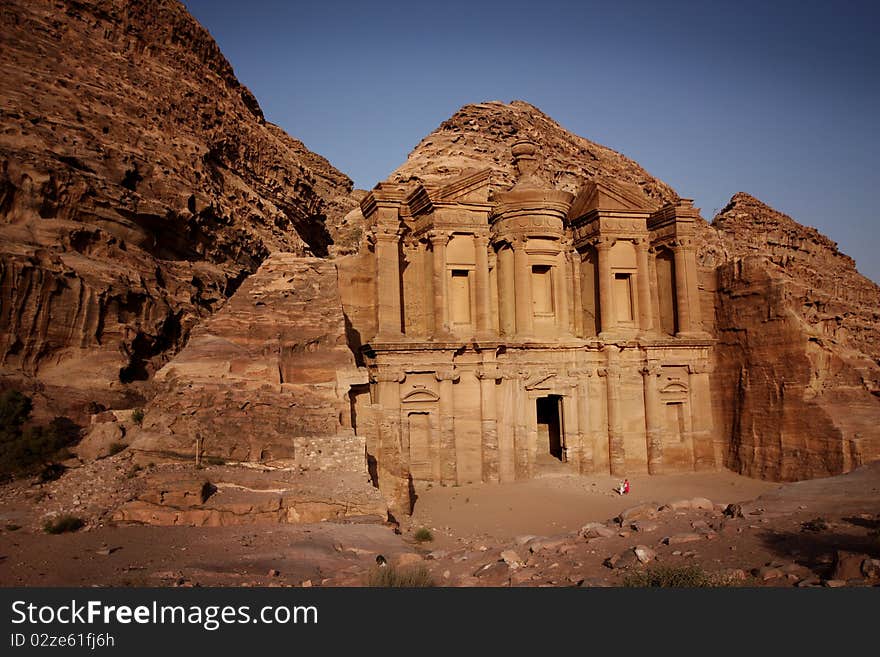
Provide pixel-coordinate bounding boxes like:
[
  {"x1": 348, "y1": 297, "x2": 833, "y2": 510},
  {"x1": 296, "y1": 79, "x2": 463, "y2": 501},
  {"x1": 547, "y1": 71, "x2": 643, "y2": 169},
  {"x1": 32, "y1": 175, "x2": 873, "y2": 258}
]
[
  {"x1": 671, "y1": 237, "x2": 694, "y2": 249},
  {"x1": 688, "y1": 361, "x2": 711, "y2": 374},
  {"x1": 476, "y1": 365, "x2": 503, "y2": 381},
  {"x1": 593, "y1": 236, "x2": 614, "y2": 251},
  {"x1": 434, "y1": 367, "x2": 460, "y2": 382},
  {"x1": 375, "y1": 227, "x2": 402, "y2": 242},
  {"x1": 428, "y1": 230, "x2": 450, "y2": 246},
  {"x1": 370, "y1": 369, "x2": 405, "y2": 383},
  {"x1": 641, "y1": 363, "x2": 663, "y2": 377}
]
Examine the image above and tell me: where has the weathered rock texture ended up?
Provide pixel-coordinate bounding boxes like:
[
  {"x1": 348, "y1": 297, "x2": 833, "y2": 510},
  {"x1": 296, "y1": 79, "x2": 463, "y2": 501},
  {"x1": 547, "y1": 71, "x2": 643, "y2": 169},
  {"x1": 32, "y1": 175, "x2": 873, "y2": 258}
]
[
  {"x1": 113, "y1": 466, "x2": 386, "y2": 527},
  {"x1": 390, "y1": 100, "x2": 678, "y2": 202},
  {"x1": 120, "y1": 253, "x2": 383, "y2": 524},
  {"x1": 129, "y1": 254, "x2": 364, "y2": 466},
  {"x1": 0, "y1": 0, "x2": 357, "y2": 420},
  {"x1": 710, "y1": 193, "x2": 880, "y2": 479}
]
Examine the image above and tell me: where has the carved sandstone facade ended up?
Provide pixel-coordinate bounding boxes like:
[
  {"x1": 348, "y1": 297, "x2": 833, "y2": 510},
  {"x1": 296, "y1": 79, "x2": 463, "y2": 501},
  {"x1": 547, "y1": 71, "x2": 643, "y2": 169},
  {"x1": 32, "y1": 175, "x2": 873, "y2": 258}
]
[{"x1": 340, "y1": 142, "x2": 716, "y2": 513}]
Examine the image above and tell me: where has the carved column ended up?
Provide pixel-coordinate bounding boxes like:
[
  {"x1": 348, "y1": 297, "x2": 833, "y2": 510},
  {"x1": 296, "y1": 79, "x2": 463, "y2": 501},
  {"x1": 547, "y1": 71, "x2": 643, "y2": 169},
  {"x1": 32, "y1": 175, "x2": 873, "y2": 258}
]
[
  {"x1": 689, "y1": 361, "x2": 716, "y2": 471},
  {"x1": 642, "y1": 361, "x2": 663, "y2": 474},
  {"x1": 497, "y1": 244, "x2": 516, "y2": 337},
  {"x1": 648, "y1": 246, "x2": 661, "y2": 331},
  {"x1": 474, "y1": 235, "x2": 491, "y2": 335},
  {"x1": 636, "y1": 238, "x2": 654, "y2": 334},
  {"x1": 570, "y1": 252, "x2": 583, "y2": 337},
  {"x1": 375, "y1": 229, "x2": 402, "y2": 338},
  {"x1": 672, "y1": 239, "x2": 693, "y2": 335},
  {"x1": 497, "y1": 371, "x2": 516, "y2": 482},
  {"x1": 513, "y1": 238, "x2": 534, "y2": 337},
  {"x1": 421, "y1": 238, "x2": 435, "y2": 336},
  {"x1": 372, "y1": 369, "x2": 409, "y2": 515},
  {"x1": 562, "y1": 387, "x2": 579, "y2": 468},
  {"x1": 570, "y1": 367, "x2": 593, "y2": 473},
  {"x1": 477, "y1": 364, "x2": 502, "y2": 483},
  {"x1": 435, "y1": 367, "x2": 459, "y2": 485},
  {"x1": 555, "y1": 245, "x2": 570, "y2": 335},
  {"x1": 601, "y1": 347, "x2": 625, "y2": 476},
  {"x1": 429, "y1": 231, "x2": 449, "y2": 337},
  {"x1": 595, "y1": 238, "x2": 613, "y2": 334}
]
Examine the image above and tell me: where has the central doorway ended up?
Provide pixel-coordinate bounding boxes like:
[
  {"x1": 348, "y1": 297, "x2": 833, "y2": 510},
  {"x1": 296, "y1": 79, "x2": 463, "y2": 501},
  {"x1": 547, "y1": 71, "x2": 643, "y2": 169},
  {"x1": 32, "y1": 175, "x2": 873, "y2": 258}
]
[{"x1": 536, "y1": 395, "x2": 564, "y2": 461}]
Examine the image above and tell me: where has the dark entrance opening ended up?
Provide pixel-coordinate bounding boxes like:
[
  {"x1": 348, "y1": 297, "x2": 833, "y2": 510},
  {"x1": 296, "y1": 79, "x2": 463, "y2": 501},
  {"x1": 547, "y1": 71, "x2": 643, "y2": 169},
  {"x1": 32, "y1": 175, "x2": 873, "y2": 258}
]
[{"x1": 536, "y1": 395, "x2": 564, "y2": 461}]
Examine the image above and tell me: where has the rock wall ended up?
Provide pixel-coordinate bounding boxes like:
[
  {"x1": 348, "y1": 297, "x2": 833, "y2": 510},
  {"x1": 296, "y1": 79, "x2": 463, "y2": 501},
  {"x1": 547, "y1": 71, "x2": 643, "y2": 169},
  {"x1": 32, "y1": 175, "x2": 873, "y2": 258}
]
[
  {"x1": 130, "y1": 254, "x2": 366, "y2": 468},
  {"x1": 710, "y1": 194, "x2": 880, "y2": 479},
  {"x1": 0, "y1": 0, "x2": 358, "y2": 420}
]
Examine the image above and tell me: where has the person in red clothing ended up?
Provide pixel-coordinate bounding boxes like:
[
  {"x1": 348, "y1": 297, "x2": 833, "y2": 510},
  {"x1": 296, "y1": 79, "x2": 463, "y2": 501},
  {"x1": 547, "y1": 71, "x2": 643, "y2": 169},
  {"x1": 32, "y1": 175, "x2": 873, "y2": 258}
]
[{"x1": 623, "y1": 479, "x2": 630, "y2": 495}]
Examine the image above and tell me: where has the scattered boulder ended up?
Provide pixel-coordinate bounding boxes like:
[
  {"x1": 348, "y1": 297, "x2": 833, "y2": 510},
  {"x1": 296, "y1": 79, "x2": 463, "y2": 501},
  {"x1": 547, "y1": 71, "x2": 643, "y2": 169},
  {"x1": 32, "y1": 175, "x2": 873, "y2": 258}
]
[
  {"x1": 689, "y1": 497, "x2": 714, "y2": 511},
  {"x1": 664, "y1": 533, "x2": 703, "y2": 545},
  {"x1": 616, "y1": 503, "x2": 659, "y2": 525},
  {"x1": 630, "y1": 520, "x2": 659, "y2": 533},
  {"x1": 723, "y1": 503, "x2": 745, "y2": 518},
  {"x1": 633, "y1": 545, "x2": 656, "y2": 564},
  {"x1": 500, "y1": 550, "x2": 524, "y2": 568},
  {"x1": 861, "y1": 559, "x2": 880, "y2": 579},
  {"x1": 75, "y1": 422, "x2": 126, "y2": 461},
  {"x1": 832, "y1": 550, "x2": 867, "y2": 581},
  {"x1": 580, "y1": 522, "x2": 616, "y2": 539}
]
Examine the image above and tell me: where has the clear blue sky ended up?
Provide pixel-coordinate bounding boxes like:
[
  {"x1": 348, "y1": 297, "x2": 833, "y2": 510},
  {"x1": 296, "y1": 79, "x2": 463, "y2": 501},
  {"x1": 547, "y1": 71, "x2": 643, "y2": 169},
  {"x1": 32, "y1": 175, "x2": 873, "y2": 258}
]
[{"x1": 183, "y1": 0, "x2": 879, "y2": 282}]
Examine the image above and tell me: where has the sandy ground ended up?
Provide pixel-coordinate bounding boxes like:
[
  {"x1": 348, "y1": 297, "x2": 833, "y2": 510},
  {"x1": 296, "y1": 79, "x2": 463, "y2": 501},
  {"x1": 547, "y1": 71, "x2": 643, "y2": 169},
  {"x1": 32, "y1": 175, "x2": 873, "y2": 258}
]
[
  {"x1": 406, "y1": 470, "x2": 781, "y2": 546},
  {"x1": 1, "y1": 463, "x2": 878, "y2": 587}
]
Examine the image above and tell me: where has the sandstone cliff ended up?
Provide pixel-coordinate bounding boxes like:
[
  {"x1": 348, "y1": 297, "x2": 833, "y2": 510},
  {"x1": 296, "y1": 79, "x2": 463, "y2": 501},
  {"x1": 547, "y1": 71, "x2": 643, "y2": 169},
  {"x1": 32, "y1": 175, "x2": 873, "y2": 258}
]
[
  {"x1": 710, "y1": 193, "x2": 880, "y2": 479},
  {"x1": 0, "y1": 0, "x2": 358, "y2": 420}
]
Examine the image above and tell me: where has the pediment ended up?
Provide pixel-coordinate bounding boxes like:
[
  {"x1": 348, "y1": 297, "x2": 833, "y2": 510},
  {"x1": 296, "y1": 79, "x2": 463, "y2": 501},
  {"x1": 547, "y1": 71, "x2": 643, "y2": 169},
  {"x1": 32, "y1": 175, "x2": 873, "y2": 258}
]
[
  {"x1": 660, "y1": 381, "x2": 689, "y2": 394},
  {"x1": 525, "y1": 372, "x2": 556, "y2": 390},
  {"x1": 436, "y1": 168, "x2": 492, "y2": 204},
  {"x1": 568, "y1": 178, "x2": 657, "y2": 219}
]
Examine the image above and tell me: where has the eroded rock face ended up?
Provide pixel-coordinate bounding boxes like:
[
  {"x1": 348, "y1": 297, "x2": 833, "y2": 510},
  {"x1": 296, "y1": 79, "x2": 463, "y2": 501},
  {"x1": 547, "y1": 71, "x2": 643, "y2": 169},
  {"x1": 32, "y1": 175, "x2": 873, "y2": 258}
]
[
  {"x1": 0, "y1": 0, "x2": 358, "y2": 420},
  {"x1": 710, "y1": 193, "x2": 880, "y2": 479},
  {"x1": 130, "y1": 254, "x2": 364, "y2": 466}
]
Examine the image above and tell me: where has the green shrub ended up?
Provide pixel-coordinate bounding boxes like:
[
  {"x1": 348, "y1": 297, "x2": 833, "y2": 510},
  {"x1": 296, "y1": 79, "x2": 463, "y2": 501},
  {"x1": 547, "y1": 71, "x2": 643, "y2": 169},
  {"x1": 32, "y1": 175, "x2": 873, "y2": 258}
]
[
  {"x1": 131, "y1": 408, "x2": 145, "y2": 426},
  {"x1": 366, "y1": 565, "x2": 435, "y2": 588},
  {"x1": 623, "y1": 565, "x2": 734, "y2": 588},
  {"x1": 0, "y1": 390, "x2": 82, "y2": 479},
  {"x1": 43, "y1": 514, "x2": 85, "y2": 534},
  {"x1": 801, "y1": 517, "x2": 829, "y2": 533},
  {"x1": 414, "y1": 527, "x2": 434, "y2": 543}
]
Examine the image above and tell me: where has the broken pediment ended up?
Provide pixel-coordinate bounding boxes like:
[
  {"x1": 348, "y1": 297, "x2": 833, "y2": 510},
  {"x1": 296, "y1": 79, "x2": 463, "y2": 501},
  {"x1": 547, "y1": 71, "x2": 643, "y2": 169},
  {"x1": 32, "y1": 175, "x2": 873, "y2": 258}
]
[
  {"x1": 436, "y1": 168, "x2": 492, "y2": 204},
  {"x1": 524, "y1": 371, "x2": 556, "y2": 390},
  {"x1": 568, "y1": 178, "x2": 658, "y2": 220}
]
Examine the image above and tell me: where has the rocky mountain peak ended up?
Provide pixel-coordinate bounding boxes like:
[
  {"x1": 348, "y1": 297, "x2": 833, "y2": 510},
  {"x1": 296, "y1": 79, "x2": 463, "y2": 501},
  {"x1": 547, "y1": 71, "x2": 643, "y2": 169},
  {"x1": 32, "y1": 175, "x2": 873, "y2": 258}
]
[{"x1": 388, "y1": 99, "x2": 678, "y2": 204}]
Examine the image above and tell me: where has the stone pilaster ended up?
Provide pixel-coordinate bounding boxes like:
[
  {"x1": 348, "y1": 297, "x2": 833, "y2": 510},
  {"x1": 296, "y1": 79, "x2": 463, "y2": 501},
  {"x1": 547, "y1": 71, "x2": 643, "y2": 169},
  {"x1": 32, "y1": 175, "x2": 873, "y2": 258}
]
[
  {"x1": 477, "y1": 364, "x2": 502, "y2": 483},
  {"x1": 636, "y1": 238, "x2": 654, "y2": 334},
  {"x1": 672, "y1": 239, "x2": 694, "y2": 335},
  {"x1": 688, "y1": 361, "x2": 716, "y2": 470},
  {"x1": 641, "y1": 361, "x2": 663, "y2": 474},
  {"x1": 596, "y1": 237, "x2": 613, "y2": 335},
  {"x1": 434, "y1": 367, "x2": 459, "y2": 485},
  {"x1": 474, "y1": 234, "x2": 492, "y2": 336},
  {"x1": 512, "y1": 238, "x2": 534, "y2": 337},
  {"x1": 600, "y1": 348, "x2": 625, "y2": 476},
  {"x1": 497, "y1": 244, "x2": 516, "y2": 337},
  {"x1": 375, "y1": 228, "x2": 402, "y2": 339},
  {"x1": 429, "y1": 231, "x2": 449, "y2": 337}
]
